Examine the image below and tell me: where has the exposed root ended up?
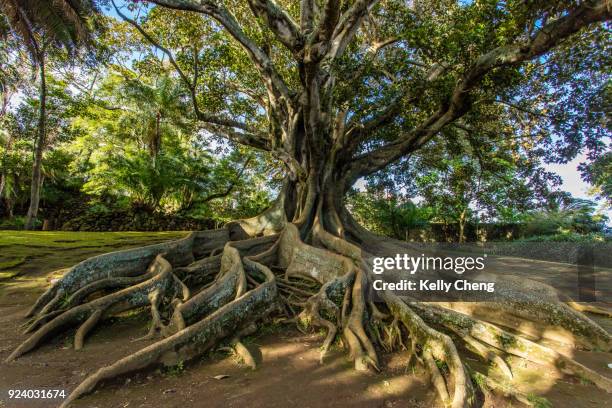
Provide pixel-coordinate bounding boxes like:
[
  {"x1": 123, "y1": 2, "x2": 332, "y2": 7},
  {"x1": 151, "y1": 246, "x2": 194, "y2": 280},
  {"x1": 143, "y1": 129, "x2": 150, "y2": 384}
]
[
  {"x1": 374, "y1": 316, "x2": 406, "y2": 353},
  {"x1": 26, "y1": 234, "x2": 197, "y2": 319},
  {"x1": 174, "y1": 254, "x2": 221, "y2": 286},
  {"x1": 64, "y1": 273, "x2": 156, "y2": 310},
  {"x1": 8, "y1": 255, "x2": 177, "y2": 361},
  {"x1": 466, "y1": 367, "x2": 532, "y2": 406},
  {"x1": 209, "y1": 246, "x2": 224, "y2": 257},
  {"x1": 419, "y1": 289, "x2": 611, "y2": 352},
  {"x1": 459, "y1": 333, "x2": 513, "y2": 380},
  {"x1": 382, "y1": 291, "x2": 471, "y2": 408},
  {"x1": 311, "y1": 223, "x2": 379, "y2": 371},
  {"x1": 343, "y1": 267, "x2": 379, "y2": 371},
  {"x1": 408, "y1": 301, "x2": 612, "y2": 393},
  {"x1": 36, "y1": 290, "x2": 64, "y2": 319},
  {"x1": 164, "y1": 245, "x2": 248, "y2": 335},
  {"x1": 219, "y1": 338, "x2": 258, "y2": 370},
  {"x1": 22, "y1": 310, "x2": 63, "y2": 334},
  {"x1": 568, "y1": 301, "x2": 612, "y2": 318},
  {"x1": 227, "y1": 322, "x2": 259, "y2": 369},
  {"x1": 23, "y1": 272, "x2": 158, "y2": 335},
  {"x1": 299, "y1": 279, "x2": 340, "y2": 363},
  {"x1": 132, "y1": 289, "x2": 163, "y2": 342},
  {"x1": 9, "y1": 214, "x2": 611, "y2": 408},
  {"x1": 232, "y1": 339, "x2": 257, "y2": 369},
  {"x1": 74, "y1": 309, "x2": 103, "y2": 351},
  {"x1": 423, "y1": 347, "x2": 451, "y2": 404},
  {"x1": 24, "y1": 268, "x2": 69, "y2": 318},
  {"x1": 59, "y1": 257, "x2": 277, "y2": 407}
]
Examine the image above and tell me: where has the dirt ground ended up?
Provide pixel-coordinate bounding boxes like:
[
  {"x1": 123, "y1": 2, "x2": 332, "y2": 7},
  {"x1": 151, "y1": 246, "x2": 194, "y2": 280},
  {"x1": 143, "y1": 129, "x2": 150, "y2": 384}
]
[{"x1": 0, "y1": 232, "x2": 610, "y2": 408}]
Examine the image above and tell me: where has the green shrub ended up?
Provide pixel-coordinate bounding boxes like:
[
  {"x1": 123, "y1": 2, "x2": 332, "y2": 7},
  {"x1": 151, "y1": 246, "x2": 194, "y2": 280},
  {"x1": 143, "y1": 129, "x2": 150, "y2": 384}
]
[{"x1": 516, "y1": 232, "x2": 609, "y2": 243}]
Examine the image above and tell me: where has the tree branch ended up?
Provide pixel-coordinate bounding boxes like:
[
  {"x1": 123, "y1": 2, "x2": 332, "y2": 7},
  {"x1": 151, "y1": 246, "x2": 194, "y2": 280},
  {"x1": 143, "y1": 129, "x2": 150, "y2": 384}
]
[
  {"x1": 114, "y1": 1, "x2": 257, "y2": 133},
  {"x1": 309, "y1": 0, "x2": 341, "y2": 46},
  {"x1": 202, "y1": 156, "x2": 253, "y2": 203},
  {"x1": 300, "y1": 0, "x2": 315, "y2": 33},
  {"x1": 200, "y1": 124, "x2": 271, "y2": 152},
  {"x1": 148, "y1": 0, "x2": 292, "y2": 107},
  {"x1": 342, "y1": 62, "x2": 447, "y2": 155},
  {"x1": 344, "y1": 0, "x2": 611, "y2": 182},
  {"x1": 247, "y1": 0, "x2": 303, "y2": 52},
  {"x1": 113, "y1": 0, "x2": 276, "y2": 154},
  {"x1": 325, "y1": 0, "x2": 379, "y2": 61},
  {"x1": 342, "y1": 93, "x2": 404, "y2": 151},
  {"x1": 492, "y1": 99, "x2": 551, "y2": 119},
  {"x1": 345, "y1": 37, "x2": 401, "y2": 85}
]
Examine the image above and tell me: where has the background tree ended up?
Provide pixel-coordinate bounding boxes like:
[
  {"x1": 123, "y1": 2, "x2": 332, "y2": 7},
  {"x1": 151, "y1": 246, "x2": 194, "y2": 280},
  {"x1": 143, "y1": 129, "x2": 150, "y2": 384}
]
[
  {"x1": 0, "y1": 0, "x2": 99, "y2": 229},
  {"x1": 358, "y1": 117, "x2": 564, "y2": 241},
  {"x1": 524, "y1": 196, "x2": 608, "y2": 238},
  {"x1": 70, "y1": 67, "x2": 271, "y2": 217},
  {"x1": 0, "y1": 75, "x2": 79, "y2": 221},
  {"x1": 581, "y1": 151, "x2": 612, "y2": 206},
  {"x1": 347, "y1": 187, "x2": 432, "y2": 240}
]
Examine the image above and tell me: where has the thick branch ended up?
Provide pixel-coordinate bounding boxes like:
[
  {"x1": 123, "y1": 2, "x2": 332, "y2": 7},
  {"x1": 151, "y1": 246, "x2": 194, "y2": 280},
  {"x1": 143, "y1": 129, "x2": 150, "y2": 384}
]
[
  {"x1": 326, "y1": 0, "x2": 379, "y2": 61},
  {"x1": 200, "y1": 124, "x2": 270, "y2": 151},
  {"x1": 192, "y1": 156, "x2": 254, "y2": 208},
  {"x1": 342, "y1": 62, "x2": 446, "y2": 156},
  {"x1": 247, "y1": 0, "x2": 303, "y2": 52},
  {"x1": 345, "y1": 37, "x2": 402, "y2": 86},
  {"x1": 310, "y1": 0, "x2": 341, "y2": 46},
  {"x1": 344, "y1": 0, "x2": 611, "y2": 181},
  {"x1": 300, "y1": 0, "x2": 315, "y2": 32},
  {"x1": 492, "y1": 99, "x2": 551, "y2": 119},
  {"x1": 342, "y1": 94, "x2": 404, "y2": 152}
]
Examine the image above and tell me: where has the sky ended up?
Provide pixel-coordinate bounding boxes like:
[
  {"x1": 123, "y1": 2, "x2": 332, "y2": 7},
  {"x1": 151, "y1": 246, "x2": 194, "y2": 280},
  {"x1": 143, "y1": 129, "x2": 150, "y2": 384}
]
[
  {"x1": 545, "y1": 154, "x2": 591, "y2": 198},
  {"x1": 545, "y1": 154, "x2": 611, "y2": 220}
]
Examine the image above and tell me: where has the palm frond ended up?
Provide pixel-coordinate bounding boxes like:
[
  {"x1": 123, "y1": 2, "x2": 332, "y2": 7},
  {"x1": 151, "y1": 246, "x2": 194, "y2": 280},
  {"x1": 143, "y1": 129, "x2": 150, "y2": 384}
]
[
  {"x1": 0, "y1": 0, "x2": 98, "y2": 63},
  {"x1": 0, "y1": 0, "x2": 39, "y2": 60}
]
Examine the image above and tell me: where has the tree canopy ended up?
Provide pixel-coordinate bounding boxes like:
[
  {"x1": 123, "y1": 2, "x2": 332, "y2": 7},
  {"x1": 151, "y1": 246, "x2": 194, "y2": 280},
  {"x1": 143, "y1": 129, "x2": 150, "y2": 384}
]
[{"x1": 103, "y1": 0, "x2": 609, "y2": 188}]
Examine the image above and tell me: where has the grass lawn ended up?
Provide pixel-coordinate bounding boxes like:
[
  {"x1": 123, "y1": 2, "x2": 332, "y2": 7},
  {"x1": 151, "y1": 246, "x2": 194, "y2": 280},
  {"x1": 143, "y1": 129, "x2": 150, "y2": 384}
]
[{"x1": 0, "y1": 230, "x2": 187, "y2": 280}]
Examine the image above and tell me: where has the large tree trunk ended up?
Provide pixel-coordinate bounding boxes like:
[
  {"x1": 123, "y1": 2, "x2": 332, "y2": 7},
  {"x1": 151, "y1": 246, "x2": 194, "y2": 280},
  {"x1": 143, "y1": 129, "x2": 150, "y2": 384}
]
[
  {"x1": 0, "y1": 133, "x2": 12, "y2": 207},
  {"x1": 24, "y1": 51, "x2": 47, "y2": 230},
  {"x1": 458, "y1": 209, "x2": 467, "y2": 243}
]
